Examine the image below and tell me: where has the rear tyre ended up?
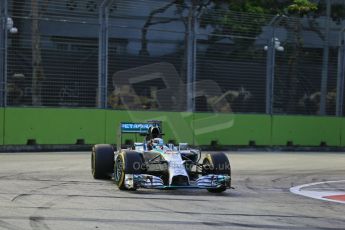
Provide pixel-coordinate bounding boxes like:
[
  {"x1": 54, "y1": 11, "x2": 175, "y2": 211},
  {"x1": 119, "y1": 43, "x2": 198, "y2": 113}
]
[
  {"x1": 91, "y1": 144, "x2": 114, "y2": 179},
  {"x1": 202, "y1": 152, "x2": 231, "y2": 193},
  {"x1": 114, "y1": 151, "x2": 143, "y2": 190}
]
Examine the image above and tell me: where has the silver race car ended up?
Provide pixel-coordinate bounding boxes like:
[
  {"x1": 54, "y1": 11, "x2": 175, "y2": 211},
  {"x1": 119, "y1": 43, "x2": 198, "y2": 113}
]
[{"x1": 91, "y1": 120, "x2": 231, "y2": 193}]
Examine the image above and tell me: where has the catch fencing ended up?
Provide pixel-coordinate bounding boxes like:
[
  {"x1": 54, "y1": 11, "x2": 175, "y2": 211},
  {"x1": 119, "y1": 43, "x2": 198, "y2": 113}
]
[{"x1": 1, "y1": 0, "x2": 344, "y2": 116}]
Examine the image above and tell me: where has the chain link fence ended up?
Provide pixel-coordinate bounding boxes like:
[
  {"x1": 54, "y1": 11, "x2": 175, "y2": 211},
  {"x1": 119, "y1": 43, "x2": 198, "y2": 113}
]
[
  {"x1": 6, "y1": 0, "x2": 100, "y2": 107},
  {"x1": 0, "y1": 0, "x2": 7, "y2": 107},
  {"x1": 273, "y1": 16, "x2": 339, "y2": 116},
  {"x1": 107, "y1": 0, "x2": 188, "y2": 111},
  {"x1": 1, "y1": 0, "x2": 345, "y2": 116}
]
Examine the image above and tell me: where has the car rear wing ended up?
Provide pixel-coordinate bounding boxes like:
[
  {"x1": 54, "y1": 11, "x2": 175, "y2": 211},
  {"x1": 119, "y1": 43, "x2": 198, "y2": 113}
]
[{"x1": 117, "y1": 120, "x2": 162, "y2": 150}]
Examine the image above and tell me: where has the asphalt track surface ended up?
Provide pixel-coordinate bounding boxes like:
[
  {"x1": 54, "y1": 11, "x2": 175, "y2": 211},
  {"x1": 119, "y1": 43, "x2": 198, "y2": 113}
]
[{"x1": 0, "y1": 152, "x2": 344, "y2": 230}]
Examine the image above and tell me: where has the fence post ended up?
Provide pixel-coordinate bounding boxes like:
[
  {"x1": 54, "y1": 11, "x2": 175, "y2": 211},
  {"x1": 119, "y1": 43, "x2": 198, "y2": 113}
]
[
  {"x1": 186, "y1": 3, "x2": 196, "y2": 112},
  {"x1": 320, "y1": 0, "x2": 331, "y2": 115},
  {"x1": 0, "y1": 0, "x2": 8, "y2": 107},
  {"x1": 98, "y1": 0, "x2": 113, "y2": 109},
  {"x1": 265, "y1": 15, "x2": 286, "y2": 115},
  {"x1": 265, "y1": 28, "x2": 276, "y2": 115},
  {"x1": 336, "y1": 28, "x2": 345, "y2": 117}
]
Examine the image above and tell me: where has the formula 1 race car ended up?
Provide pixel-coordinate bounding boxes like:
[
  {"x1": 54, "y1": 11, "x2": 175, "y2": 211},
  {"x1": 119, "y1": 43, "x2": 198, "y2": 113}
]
[{"x1": 91, "y1": 121, "x2": 231, "y2": 193}]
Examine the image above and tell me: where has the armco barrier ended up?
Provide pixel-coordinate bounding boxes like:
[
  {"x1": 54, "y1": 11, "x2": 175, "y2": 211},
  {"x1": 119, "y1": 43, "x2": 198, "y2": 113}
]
[
  {"x1": 0, "y1": 108, "x2": 4, "y2": 145},
  {"x1": 341, "y1": 119, "x2": 345, "y2": 147},
  {"x1": 3, "y1": 108, "x2": 106, "y2": 145},
  {"x1": 271, "y1": 115, "x2": 341, "y2": 147},
  {"x1": 105, "y1": 111, "x2": 271, "y2": 146},
  {"x1": 192, "y1": 113, "x2": 271, "y2": 146},
  {"x1": 0, "y1": 108, "x2": 344, "y2": 147}
]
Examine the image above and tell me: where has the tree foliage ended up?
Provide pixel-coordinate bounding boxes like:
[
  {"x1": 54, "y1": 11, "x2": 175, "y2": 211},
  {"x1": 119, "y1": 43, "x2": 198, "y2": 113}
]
[
  {"x1": 201, "y1": 0, "x2": 318, "y2": 39},
  {"x1": 287, "y1": 0, "x2": 318, "y2": 15}
]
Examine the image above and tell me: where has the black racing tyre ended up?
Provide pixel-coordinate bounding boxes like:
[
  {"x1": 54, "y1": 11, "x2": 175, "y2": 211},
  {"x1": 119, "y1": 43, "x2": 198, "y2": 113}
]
[
  {"x1": 202, "y1": 152, "x2": 231, "y2": 193},
  {"x1": 114, "y1": 151, "x2": 143, "y2": 190},
  {"x1": 91, "y1": 144, "x2": 114, "y2": 179}
]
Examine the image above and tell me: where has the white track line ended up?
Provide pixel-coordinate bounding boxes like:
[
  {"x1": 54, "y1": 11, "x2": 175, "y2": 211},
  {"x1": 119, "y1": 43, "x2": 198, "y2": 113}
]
[{"x1": 290, "y1": 180, "x2": 345, "y2": 204}]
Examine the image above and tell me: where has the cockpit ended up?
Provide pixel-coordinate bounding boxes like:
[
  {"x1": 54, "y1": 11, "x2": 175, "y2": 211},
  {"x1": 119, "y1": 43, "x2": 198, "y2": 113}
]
[{"x1": 152, "y1": 138, "x2": 164, "y2": 147}]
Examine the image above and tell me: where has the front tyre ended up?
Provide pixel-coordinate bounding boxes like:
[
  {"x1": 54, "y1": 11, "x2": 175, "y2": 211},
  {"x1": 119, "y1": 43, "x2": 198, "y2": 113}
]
[
  {"x1": 91, "y1": 144, "x2": 114, "y2": 179},
  {"x1": 203, "y1": 152, "x2": 231, "y2": 193},
  {"x1": 114, "y1": 151, "x2": 143, "y2": 190}
]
